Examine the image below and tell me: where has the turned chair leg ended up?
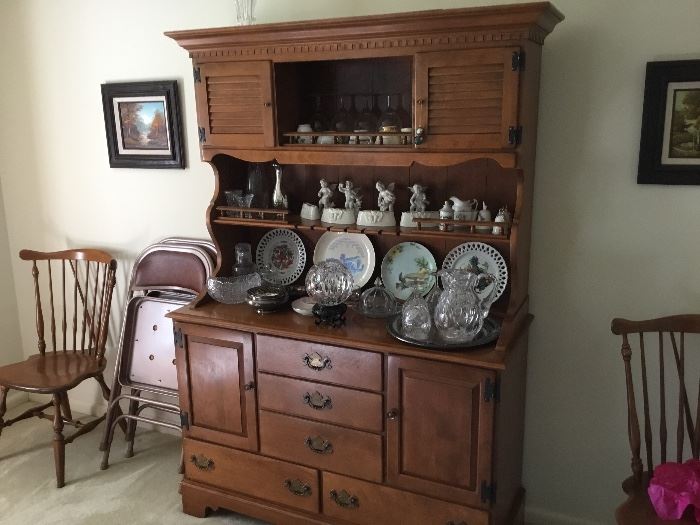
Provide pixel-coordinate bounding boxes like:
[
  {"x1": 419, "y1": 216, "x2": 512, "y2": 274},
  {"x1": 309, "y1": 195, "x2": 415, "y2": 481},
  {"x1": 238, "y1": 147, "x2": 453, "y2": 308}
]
[
  {"x1": 96, "y1": 374, "x2": 127, "y2": 438},
  {"x1": 0, "y1": 386, "x2": 9, "y2": 438},
  {"x1": 52, "y1": 394, "x2": 65, "y2": 488},
  {"x1": 125, "y1": 389, "x2": 141, "y2": 458},
  {"x1": 59, "y1": 392, "x2": 73, "y2": 422}
]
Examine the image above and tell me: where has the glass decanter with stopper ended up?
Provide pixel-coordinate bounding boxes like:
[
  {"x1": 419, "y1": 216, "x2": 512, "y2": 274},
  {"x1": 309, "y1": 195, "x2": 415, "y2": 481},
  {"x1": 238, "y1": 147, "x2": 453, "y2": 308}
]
[
  {"x1": 433, "y1": 268, "x2": 497, "y2": 341},
  {"x1": 400, "y1": 273, "x2": 432, "y2": 340}
]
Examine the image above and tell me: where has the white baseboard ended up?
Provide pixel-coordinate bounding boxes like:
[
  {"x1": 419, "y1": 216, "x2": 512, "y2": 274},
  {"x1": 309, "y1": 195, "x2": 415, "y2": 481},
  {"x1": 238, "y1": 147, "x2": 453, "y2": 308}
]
[
  {"x1": 525, "y1": 507, "x2": 603, "y2": 525},
  {"x1": 5, "y1": 391, "x2": 29, "y2": 410}
]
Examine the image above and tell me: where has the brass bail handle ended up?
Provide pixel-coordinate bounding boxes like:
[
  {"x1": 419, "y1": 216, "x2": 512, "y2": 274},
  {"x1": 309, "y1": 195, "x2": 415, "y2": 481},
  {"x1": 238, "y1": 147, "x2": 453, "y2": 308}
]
[
  {"x1": 329, "y1": 489, "x2": 359, "y2": 509},
  {"x1": 302, "y1": 352, "x2": 332, "y2": 371}
]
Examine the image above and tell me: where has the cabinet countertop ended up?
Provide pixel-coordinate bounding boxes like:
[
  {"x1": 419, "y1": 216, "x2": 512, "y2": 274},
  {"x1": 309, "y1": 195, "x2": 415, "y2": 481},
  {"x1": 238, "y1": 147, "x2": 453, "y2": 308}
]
[{"x1": 168, "y1": 301, "x2": 527, "y2": 371}]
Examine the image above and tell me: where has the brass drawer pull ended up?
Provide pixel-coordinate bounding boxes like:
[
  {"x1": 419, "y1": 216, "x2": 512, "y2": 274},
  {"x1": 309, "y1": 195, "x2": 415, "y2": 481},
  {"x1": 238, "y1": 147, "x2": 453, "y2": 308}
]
[
  {"x1": 302, "y1": 352, "x2": 332, "y2": 371},
  {"x1": 329, "y1": 489, "x2": 359, "y2": 509},
  {"x1": 303, "y1": 391, "x2": 333, "y2": 410},
  {"x1": 284, "y1": 478, "x2": 312, "y2": 497},
  {"x1": 190, "y1": 453, "x2": 215, "y2": 472},
  {"x1": 304, "y1": 435, "x2": 333, "y2": 454}
]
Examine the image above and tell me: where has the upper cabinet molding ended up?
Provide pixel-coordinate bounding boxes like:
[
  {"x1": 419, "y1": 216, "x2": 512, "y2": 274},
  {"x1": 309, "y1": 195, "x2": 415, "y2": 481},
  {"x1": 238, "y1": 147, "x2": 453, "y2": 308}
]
[{"x1": 165, "y1": 2, "x2": 564, "y2": 62}]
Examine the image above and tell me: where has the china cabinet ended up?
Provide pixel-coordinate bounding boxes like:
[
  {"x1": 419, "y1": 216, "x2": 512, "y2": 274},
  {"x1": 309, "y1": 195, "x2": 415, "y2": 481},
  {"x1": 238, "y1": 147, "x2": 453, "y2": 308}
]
[{"x1": 166, "y1": 3, "x2": 562, "y2": 524}]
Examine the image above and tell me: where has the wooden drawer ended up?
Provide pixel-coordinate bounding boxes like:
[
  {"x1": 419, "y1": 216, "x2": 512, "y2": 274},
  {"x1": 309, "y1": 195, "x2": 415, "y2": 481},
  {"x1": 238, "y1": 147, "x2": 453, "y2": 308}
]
[
  {"x1": 259, "y1": 410, "x2": 382, "y2": 483},
  {"x1": 183, "y1": 438, "x2": 320, "y2": 514},
  {"x1": 322, "y1": 472, "x2": 489, "y2": 525},
  {"x1": 257, "y1": 373, "x2": 383, "y2": 433},
  {"x1": 256, "y1": 334, "x2": 382, "y2": 391}
]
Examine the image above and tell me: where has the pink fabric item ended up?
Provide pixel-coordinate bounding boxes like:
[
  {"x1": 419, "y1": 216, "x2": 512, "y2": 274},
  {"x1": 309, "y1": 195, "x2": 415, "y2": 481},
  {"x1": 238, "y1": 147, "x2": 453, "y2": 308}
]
[{"x1": 648, "y1": 459, "x2": 700, "y2": 522}]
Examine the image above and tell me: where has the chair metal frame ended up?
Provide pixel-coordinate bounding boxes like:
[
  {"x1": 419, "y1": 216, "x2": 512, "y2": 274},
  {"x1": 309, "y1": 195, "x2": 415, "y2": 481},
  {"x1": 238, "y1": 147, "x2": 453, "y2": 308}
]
[{"x1": 100, "y1": 238, "x2": 215, "y2": 470}]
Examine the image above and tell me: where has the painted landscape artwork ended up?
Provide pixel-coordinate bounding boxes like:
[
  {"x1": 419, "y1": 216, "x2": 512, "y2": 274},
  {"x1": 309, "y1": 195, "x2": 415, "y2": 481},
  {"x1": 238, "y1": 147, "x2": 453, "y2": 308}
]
[
  {"x1": 668, "y1": 87, "x2": 700, "y2": 159},
  {"x1": 118, "y1": 100, "x2": 169, "y2": 150}
]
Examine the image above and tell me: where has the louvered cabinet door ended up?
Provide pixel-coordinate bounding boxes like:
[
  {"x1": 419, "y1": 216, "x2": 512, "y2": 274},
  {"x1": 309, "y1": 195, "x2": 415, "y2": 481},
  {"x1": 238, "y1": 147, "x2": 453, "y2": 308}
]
[
  {"x1": 194, "y1": 61, "x2": 275, "y2": 148},
  {"x1": 414, "y1": 47, "x2": 521, "y2": 149}
]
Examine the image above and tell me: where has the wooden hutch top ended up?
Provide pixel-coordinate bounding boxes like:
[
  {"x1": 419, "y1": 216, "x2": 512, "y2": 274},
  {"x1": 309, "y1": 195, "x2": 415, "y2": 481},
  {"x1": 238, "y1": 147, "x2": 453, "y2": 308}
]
[{"x1": 165, "y1": 2, "x2": 563, "y2": 61}]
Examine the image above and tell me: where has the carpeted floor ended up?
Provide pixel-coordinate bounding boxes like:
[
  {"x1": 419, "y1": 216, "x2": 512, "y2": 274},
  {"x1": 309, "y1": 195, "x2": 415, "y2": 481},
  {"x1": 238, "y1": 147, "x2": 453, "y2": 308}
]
[{"x1": 0, "y1": 403, "x2": 265, "y2": 525}]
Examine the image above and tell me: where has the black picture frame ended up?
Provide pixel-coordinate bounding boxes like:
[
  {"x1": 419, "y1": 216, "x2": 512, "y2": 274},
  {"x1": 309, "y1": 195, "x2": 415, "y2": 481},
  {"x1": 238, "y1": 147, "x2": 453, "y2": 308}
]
[
  {"x1": 638, "y1": 60, "x2": 700, "y2": 185},
  {"x1": 101, "y1": 80, "x2": 185, "y2": 169}
]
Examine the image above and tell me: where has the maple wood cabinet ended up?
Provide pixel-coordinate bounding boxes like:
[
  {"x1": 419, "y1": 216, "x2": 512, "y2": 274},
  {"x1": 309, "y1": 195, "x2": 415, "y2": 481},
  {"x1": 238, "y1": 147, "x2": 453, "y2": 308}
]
[
  {"x1": 175, "y1": 323, "x2": 257, "y2": 451},
  {"x1": 166, "y1": 3, "x2": 562, "y2": 524}
]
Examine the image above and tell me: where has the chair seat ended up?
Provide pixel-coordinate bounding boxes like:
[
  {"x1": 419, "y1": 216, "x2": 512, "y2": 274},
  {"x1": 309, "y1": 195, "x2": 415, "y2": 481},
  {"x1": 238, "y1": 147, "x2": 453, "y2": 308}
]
[
  {"x1": 617, "y1": 475, "x2": 697, "y2": 524},
  {"x1": 0, "y1": 353, "x2": 105, "y2": 393}
]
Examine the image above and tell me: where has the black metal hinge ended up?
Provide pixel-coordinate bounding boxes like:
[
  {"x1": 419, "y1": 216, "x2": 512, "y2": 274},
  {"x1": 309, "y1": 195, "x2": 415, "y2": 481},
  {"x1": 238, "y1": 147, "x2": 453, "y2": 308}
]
[
  {"x1": 173, "y1": 327, "x2": 183, "y2": 349},
  {"x1": 484, "y1": 377, "x2": 500, "y2": 403},
  {"x1": 512, "y1": 51, "x2": 525, "y2": 71},
  {"x1": 193, "y1": 67, "x2": 201, "y2": 83},
  {"x1": 180, "y1": 411, "x2": 190, "y2": 430},
  {"x1": 198, "y1": 127, "x2": 206, "y2": 144},
  {"x1": 481, "y1": 480, "x2": 497, "y2": 504},
  {"x1": 508, "y1": 126, "x2": 523, "y2": 146}
]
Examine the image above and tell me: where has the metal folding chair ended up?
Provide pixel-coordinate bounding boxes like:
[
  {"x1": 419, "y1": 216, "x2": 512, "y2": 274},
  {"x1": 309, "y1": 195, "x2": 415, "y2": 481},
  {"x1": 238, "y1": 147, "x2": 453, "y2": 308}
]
[{"x1": 99, "y1": 238, "x2": 215, "y2": 470}]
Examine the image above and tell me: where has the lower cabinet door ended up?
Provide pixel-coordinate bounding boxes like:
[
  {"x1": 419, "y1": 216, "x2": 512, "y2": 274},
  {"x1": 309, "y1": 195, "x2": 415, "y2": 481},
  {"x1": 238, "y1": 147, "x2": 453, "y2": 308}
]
[
  {"x1": 183, "y1": 438, "x2": 320, "y2": 513},
  {"x1": 322, "y1": 472, "x2": 489, "y2": 525},
  {"x1": 175, "y1": 322, "x2": 257, "y2": 451},
  {"x1": 387, "y1": 356, "x2": 495, "y2": 508}
]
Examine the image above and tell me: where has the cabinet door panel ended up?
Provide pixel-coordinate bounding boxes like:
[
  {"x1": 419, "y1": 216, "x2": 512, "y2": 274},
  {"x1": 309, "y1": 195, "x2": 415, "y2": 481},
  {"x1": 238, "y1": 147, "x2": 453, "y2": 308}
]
[
  {"x1": 195, "y1": 61, "x2": 275, "y2": 148},
  {"x1": 415, "y1": 47, "x2": 520, "y2": 149},
  {"x1": 387, "y1": 355, "x2": 494, "y2": 508},
  {"x1": 177, "y1": 322, "x2": 258, "y2": 451}
]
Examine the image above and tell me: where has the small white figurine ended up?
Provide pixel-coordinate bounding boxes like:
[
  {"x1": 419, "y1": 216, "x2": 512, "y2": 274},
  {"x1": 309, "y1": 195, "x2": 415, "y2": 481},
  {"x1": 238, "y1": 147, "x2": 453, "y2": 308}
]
[
  {"x1": 476, "y1": 201, "x2": 492, "y2": 233},
  {"x1": 317, "y1": 179, "x2": 337, "y2": 211},
  {"x1": 492, "y1": 206, "x2": 511, "y2": 235},
  {"x1": 376, "y1": 181, "x2": 396, "y2": 212},
  {"x1": 408, "y1": 184, "x2": 429, "y2": 212},
  {"x1": 338, "y1": 180, "x2": 362, "y2": 213}
]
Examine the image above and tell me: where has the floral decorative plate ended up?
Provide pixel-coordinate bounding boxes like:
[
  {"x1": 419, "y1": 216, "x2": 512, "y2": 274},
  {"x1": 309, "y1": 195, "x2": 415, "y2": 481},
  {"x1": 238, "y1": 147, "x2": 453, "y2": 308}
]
[
  {"x1": 255, "y1": 229, "x2": 306, "y2": 285},
  {"x1": 441, "y1": 241, "x2": 508, "y2": 301},
  {"x1": 380, "y1": 242, "x2": 437, "y2": 301},
  {"x1": 313, "y1": 232, "x2": 375, "y2": 288}
]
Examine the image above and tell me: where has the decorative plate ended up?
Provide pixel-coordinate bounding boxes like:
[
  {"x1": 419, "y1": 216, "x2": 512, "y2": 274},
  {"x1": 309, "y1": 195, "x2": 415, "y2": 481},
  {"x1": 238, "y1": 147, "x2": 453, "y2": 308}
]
[
  {"x1": 313, "y1": 232, "x2": 375, "y2": 288},
  {"x1": 380, "y1": 242, "x2": 437, "y2": 302},
  {"x1": 387, "y1": 315, "x2": 501, "y2": 351},
  {"x1": 255, "y1": 229, "x2": 306, "y2": 285},
  {"x1": 292, "y1": 296, "x2": 316, "y2": 316},
  {"x1": 441, "y1": 242, "x2": 508, "y2": 301}
]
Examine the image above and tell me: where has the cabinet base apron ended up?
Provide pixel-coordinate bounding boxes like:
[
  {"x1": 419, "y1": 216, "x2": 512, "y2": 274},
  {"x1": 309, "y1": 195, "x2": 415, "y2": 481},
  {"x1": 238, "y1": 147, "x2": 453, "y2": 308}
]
[
  {"x1": 180, "y1": 479, "x2": 526, "y2": 525},
  {"x1": 181, "y1": 480, "x2": 331, "y2": 525}
]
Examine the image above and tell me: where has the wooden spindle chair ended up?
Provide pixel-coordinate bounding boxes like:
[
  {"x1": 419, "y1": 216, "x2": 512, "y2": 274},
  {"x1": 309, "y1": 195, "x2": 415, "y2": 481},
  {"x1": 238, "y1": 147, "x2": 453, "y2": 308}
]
[
  {"x1": 612, "y1": 315, "x2": 700, "y2": 524},
  {"x1": 0, "y1": 249, "x2": 126, "y2": 488}
]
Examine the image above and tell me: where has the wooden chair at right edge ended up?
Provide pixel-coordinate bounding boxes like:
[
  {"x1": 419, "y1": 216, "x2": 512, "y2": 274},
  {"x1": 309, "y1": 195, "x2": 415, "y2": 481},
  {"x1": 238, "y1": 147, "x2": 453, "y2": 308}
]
[{"x1": 612, "y1": 315, "x2": 700, "y2": 524}]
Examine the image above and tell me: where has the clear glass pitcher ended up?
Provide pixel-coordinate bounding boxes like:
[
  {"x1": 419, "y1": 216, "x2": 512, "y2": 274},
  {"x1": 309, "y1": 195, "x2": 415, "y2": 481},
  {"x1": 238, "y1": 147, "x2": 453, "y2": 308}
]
[{"x1": 433, "y1": 268, "x2": 497, "y2": 341}]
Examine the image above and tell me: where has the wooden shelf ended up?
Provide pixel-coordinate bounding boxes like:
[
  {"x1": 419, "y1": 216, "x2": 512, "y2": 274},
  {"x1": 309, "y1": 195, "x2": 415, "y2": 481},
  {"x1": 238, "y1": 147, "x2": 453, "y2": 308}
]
[
  {"x1": 212, "y1": 214, "x2": 511, "y2": 246},
  {"x1": 282, "y1": 131, "x2": 413, "y2": 147}
]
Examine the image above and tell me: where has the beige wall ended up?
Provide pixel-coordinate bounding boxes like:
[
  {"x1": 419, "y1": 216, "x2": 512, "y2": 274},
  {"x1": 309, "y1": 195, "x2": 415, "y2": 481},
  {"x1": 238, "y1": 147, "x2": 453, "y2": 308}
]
[{"x1": 1, "y1": 0, "x2": 699, "y2": 523}]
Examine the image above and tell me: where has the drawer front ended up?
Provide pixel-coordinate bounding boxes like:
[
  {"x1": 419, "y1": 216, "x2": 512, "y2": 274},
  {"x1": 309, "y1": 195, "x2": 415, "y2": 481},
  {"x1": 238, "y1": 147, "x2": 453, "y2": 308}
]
[
  {"x1": 258, "y1": 373, "x2": 383, "y2": 433},
  {"x1": 322, "y1": 472, "x2": 489, "y2": 525},
  {"x1": 256, "y1": 334, "x2": 382, "y2": 391},
  {"x1": 259, "y1": 411, "x2": 382, "y2": 483},
  {"x1": 183, "y1": 438, "x2": 320, "y2": 513}
]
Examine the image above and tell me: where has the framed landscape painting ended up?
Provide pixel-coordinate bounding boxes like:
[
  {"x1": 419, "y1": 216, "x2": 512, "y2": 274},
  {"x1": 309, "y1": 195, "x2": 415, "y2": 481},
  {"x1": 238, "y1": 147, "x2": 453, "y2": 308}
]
[
  {"x1": 638, "y1": 60, "x2": 700, "y2": 185},
  {"x1": 101, "y1": 80, "x2": 184, "y2": 169}
]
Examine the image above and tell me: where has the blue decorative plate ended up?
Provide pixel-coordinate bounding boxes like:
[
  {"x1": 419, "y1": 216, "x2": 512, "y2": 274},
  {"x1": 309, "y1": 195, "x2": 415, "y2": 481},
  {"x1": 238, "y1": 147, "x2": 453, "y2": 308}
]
[{"x1": 313, "y1": 232, "x2": 375, "y2": 288}]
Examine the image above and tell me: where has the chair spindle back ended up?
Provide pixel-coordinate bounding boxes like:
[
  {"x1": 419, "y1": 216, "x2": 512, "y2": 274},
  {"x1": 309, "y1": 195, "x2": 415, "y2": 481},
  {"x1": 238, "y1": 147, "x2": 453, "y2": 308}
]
[
  {"x1": 21, "y1": 249, "x2": 117, "y2": 360},
  {"x1": 612, "y1": 315, "x2": 700, "y2": 484}
]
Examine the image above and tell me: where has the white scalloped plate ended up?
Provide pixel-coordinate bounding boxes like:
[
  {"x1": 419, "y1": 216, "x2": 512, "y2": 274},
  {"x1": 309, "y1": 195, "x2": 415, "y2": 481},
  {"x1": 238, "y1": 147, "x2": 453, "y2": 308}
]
[
  {"x1": 255, "y1": 229, "x2": 306, "y2": 285},
  {"x1": 313, "y1": 232, "x2": 375, "y2": 288},
  {"x1": 441, "y1": 242, "x2": 508, "y2": 301}
]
